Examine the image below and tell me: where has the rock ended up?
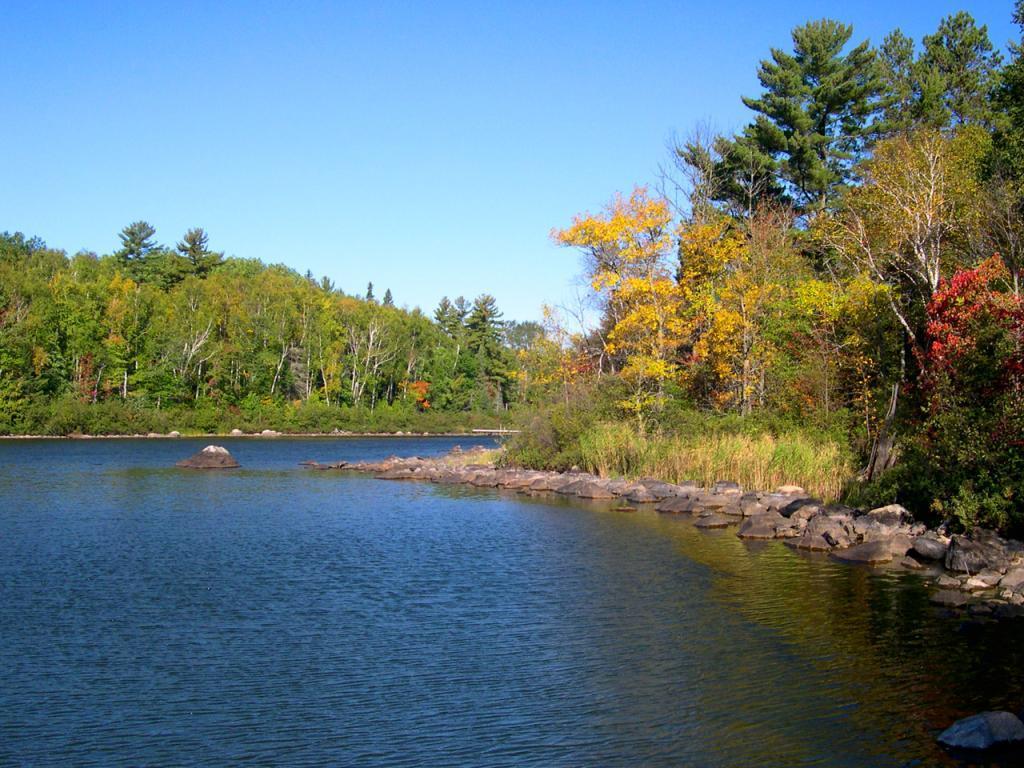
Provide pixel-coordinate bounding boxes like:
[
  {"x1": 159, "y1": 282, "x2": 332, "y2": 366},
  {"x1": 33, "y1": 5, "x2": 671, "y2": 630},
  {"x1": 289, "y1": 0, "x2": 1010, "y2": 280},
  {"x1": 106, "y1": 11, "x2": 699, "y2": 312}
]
[
  {"x1": 793, "y1": 532, "x2": 834, "y2": 552},
  {"x1": 898, "y1": 556, "x2": 927, "y2": 570},
  {"x1": 260, "y1": 429, "x2": 281, "y2": 437},
  {"x1": 936, "y1": 574, "x2": 962, "y2": 589},
  {"x1": 599, "y1": 479, "x2": 628, "y2": 495},
  {"x1": 974, "y1": 569, "x2": 1004, "y2": 587},
  {"x1": 528, "y1": 475, "x2": 566, "y2": 492},
  {"x1": 376, "y1": 468, "x2": 418, "y2": 480},
  {"x1": 576, "y1": 482, "x2": 615, "y2": 500},
  {"x1": 937, "y1": 711, "x2": 1024, "y2": 750},
  {"x1": 694, "y1": 513, "x2": 734, "y2": 529},
  {"x1": 711, "y1": 481, "x2": 742, "y2": 496},
  {"x1": 738, "y1": 512, "x2": 787, "y2": 539},
  {"x1": 636, "y1": 479, "x2": 680, "y2": 498},
  {"x1": 930, "y1": 590, "x2": 970, "y2": 607},
  {"x1": 999, "y1": 567, "x2": 1024, "y2": 591},
  {"x1": 176, "y1": 445, "x2": 240, "y2": 469},
  {"x1": 795, "y1": 514, "x2": 855, "y2": 550},
  {"x1": 625, "y1": 487, "x2": 662, "y2": 504},
  {"x1": 888, "y1": 532, "x2": 915, "y2": 558},
  {"x1": 775, "y1": 484, "x2": 806, "y2": 495},
  {"x1": 230, "y1": 428, "x2": 244, "y2": 436},
  {"x1": 655, "y1": 496, "x2": 699, "y2": 514},
  {"x1": 946, "y1": 531, "x2": 1016, "y2": 574},
  {"x1": 740, "y1": 493, "x2": 766, "y2": 517},
  {"x1": 831, "y1": 540, "x2": 894, "y2": 564},
  {"x1": 612, "y1": 505, "x2": 636, "y2": 513},
  {"x1": 168, "y1": 430, "x2": 181, "y2": 438},
  {"x1": 963, "y1": 577, "x2": 995, "y2": 592},
  {"x1": 912, "y1": 533, "x2": 949, "y2": 561},
  {"x1": 865, "y1": 503, "x2": 914, "y2": 528},
  {"x1": 778, "y1": 497, "x2": 823, "y2": 519}
]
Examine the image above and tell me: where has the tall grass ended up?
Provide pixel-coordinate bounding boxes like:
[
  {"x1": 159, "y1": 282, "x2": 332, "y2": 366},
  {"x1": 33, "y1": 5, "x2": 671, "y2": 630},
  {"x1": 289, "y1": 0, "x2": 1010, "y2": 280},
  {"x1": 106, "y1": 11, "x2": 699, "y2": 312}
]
[{"x1": 576, "y1": 422, "x2": 852, "y2": 501}]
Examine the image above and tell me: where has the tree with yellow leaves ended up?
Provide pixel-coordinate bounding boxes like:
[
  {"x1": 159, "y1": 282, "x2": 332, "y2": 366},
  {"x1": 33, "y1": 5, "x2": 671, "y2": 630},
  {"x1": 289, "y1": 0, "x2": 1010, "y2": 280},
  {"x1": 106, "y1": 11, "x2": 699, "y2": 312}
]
[
  {"x1": 553, "y1": 187, "x2": 685, "y2": 424},
  {"x1": 678, "y1": 205, "x2": 803, "y2": 414}
]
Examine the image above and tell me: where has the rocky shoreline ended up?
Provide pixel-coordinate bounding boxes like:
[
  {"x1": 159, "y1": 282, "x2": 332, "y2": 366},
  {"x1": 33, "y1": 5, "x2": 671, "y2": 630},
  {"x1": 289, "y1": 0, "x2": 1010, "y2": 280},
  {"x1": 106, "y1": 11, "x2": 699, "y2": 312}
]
[{"x1": 315, "y1": 447, "x2": 1024, "y2": 621}]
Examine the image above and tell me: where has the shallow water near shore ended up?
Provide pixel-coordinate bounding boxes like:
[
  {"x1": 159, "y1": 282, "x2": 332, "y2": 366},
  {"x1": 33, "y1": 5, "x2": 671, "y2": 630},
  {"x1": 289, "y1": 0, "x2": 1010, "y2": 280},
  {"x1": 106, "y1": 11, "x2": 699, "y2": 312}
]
[{"x1": 3, "y1": 437, "x2": 1024, "y2": 766}]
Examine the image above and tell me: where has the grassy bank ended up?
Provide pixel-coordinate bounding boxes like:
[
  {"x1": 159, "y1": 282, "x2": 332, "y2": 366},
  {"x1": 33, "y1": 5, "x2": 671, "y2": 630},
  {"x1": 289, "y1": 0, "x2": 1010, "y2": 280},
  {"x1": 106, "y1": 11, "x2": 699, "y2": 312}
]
[{"x1": 504, "y1": 407, "x2": 854, "y2": 502}]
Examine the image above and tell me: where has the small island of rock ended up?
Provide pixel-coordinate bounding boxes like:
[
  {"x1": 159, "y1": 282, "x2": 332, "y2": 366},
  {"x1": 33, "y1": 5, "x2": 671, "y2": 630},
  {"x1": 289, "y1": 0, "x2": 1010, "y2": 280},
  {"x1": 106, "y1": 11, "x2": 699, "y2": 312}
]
[{"x1": 176, "y1": 445, "x2": 240, "y2": 469}]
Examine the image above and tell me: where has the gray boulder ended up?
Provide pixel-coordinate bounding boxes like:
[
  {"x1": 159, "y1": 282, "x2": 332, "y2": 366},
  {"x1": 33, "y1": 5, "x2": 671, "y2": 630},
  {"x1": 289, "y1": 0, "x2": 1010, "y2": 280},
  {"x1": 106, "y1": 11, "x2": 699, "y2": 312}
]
[
  {"x1": 625, "y1": 487, "x2": 662, "y2": 504},
  {"x1": 946, "y1": 531, "x2": 1016, "y2": 574},
  {"x1": 576, "y1": 482, "x2": 615, "y2": 500},
  {"x1": 795, "y1": 514, "x2": 855, "y2": 551},
  {"x1": 740, "y1": 493, "x2": 766, "y2": 517},
  {"x1": 656, "y1": 497, "x2": 699, "y2": 514},
  {"x1": 738, "y1": 512, "x2": 786, "y2": 539},
  {"x1": 912, "y1": 533, "x2": 949, "y2": 561},
  {"x1": 937, "y1": 711, "x2": 1024, "y2": 750},
  {"x1": 778, "y1": 497, "x2": 823, "y2": 519},
  {"x1": 176, "y1": 445, "x2": 240, "y2": 469},
  {"x1": 1000, "y1": 567, "x2": 1024, "y2": 591},
  {"x1": 831, "y1": 540, "x2": 895, "y2": 564},
  {"x1": 865, "y1": 503, "x2": 914, "y2": 528}
]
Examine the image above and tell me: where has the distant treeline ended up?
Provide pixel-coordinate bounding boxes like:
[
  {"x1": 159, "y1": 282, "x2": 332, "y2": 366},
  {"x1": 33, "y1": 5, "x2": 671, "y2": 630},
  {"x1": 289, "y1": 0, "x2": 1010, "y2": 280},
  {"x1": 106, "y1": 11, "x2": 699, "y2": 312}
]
[{"x1": 0, "y1": 227, "x2": 548, "y2": 435}]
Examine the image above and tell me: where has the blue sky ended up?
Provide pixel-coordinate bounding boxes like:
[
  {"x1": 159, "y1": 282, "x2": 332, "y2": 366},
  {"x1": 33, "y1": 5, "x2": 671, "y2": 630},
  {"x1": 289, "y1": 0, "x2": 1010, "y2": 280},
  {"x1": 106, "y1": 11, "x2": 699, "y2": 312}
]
[{"x1": 2, "y1": 0, "x2": 1017, "y2": 321}]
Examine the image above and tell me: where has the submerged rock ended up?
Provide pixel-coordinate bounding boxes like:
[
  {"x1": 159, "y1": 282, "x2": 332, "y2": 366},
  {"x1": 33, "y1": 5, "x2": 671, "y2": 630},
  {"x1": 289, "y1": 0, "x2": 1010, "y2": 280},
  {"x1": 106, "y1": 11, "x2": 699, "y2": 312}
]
[
  {"x1": 694, "y1": 513, "x2": 734, "y2": 529},
  {"x1": 937, "y1": 711, "x2": 1024, "y2": 751},
  {"x1": 176, "y1": 445, "x2": 240, "y2": 469},
  {"x1": 831, "y1": 540, "x2": 895, "y2": 564}
]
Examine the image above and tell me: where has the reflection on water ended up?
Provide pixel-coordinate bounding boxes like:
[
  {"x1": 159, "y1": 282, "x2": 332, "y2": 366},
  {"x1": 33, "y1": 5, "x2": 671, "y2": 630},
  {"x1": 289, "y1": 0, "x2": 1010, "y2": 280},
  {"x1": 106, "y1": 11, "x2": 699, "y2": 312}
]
[{"x1": 1, "y1": 438, "x2": 1023, "y2": 766}]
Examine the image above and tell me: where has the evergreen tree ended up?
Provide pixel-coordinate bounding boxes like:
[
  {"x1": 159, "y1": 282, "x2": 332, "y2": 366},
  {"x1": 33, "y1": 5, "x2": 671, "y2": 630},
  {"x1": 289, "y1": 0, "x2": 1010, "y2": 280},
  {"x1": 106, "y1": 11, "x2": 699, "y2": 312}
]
[
  {"x1": 877, "y1": 30, "x2": 948, "y2": 135},
  {"x1": 382, "y1": 288, "x2": 394, "y2": 307},
  {"x1": 919, "y1": 12, "x2": 1001, "y2": 128},
  {"x1": 878, "y1": 14, "x2": 1002, "y2": 136},
  {"x1": 366, "y1": 282, "x2": 375, "y2": 302},
  {"x1": 466, "y1": 294, "x2": 503, "y2": 356},
  {"x1": 176, "y1": 228, "x2": 223, "y2": 278},
  {"x1": 116, "y1": 221, "x2": 158, "y2": 268},
  {"x1": 993, "y1": 2, "x2": 1024, "y2": 185},
  {"x1": 723, "y1": 19, "x2": 883, "y2": 213},
  {"x1": 434, "y1": 297, "x2": 464, "y2": 337}
]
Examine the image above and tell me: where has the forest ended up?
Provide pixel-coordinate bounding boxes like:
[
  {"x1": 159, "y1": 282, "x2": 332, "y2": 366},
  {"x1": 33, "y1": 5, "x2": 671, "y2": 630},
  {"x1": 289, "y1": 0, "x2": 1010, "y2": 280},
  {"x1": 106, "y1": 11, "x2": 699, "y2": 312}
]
[
  {"x1": 0, "y1": 225, "x2": 543, "y2": 435},
  {"x1": 4, "y1": 3, "x2": 1024, "y2": 532},
  {"x1": 505, "y1": 3, "x2": 1024, "y2": 534}
]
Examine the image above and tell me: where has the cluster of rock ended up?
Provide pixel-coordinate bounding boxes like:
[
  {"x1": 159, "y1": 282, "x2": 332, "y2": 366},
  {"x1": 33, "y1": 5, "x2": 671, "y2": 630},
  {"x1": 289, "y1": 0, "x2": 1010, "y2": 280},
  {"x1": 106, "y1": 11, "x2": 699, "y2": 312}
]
[{"x1": 334, "y1": 453, "x2": 1024, "y2": 617}]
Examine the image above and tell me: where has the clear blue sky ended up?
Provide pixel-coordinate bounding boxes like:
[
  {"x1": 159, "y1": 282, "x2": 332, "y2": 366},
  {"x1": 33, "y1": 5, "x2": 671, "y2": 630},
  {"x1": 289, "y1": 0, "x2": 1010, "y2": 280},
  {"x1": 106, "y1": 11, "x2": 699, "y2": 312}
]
[{"x1": 2, "y1": 0, "x2": 1017, "y2": 321}]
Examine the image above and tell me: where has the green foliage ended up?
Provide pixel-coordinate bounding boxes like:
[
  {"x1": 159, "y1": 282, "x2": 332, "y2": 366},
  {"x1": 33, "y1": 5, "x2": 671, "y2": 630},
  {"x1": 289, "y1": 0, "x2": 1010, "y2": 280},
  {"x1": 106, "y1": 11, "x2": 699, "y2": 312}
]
[
  {"x1": 724, "y1": 19, "x2": 883, "y2": 213},
  {"x1": 0, "y1": 225, "x2": 527, "y2": 434}
]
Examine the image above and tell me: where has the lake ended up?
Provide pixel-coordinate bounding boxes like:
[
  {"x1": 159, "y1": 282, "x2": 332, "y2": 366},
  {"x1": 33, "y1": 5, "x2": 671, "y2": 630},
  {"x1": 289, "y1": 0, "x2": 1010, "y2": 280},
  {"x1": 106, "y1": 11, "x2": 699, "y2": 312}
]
[{"x1": 2, "y1": 436, "x2": 1023, "y2": 766}]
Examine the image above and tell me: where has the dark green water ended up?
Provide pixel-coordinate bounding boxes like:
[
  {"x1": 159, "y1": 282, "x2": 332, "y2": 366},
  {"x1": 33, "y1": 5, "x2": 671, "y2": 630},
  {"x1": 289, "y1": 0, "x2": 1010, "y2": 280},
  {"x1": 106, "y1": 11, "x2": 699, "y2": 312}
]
[{"x1": 2, "y1": 437, "x2": 1024, "y2": 767}]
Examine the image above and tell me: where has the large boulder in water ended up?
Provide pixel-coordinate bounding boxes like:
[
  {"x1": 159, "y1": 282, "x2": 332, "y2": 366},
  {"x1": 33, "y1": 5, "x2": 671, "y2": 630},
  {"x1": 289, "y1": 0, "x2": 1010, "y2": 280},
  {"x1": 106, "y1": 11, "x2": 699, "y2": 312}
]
[
  {"x1": 176, "y1": 445, "x2": 240, "y2": 469},
  {"x1": 937, "y1": 711, "x2": 1024, "y2": 751}
]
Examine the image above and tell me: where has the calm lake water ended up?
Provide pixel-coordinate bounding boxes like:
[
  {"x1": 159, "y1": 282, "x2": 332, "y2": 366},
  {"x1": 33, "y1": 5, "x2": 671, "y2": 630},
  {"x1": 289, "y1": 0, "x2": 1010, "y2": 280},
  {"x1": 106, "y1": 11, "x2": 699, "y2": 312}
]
[{"x1": 2, "y1": 437, "x2": 1024, "y2": 767}]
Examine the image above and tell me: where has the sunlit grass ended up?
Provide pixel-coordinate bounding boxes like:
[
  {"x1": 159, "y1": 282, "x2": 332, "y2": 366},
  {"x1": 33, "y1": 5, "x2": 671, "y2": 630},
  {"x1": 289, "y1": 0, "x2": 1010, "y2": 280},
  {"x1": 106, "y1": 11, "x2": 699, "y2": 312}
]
[{"x1": 577, "y1": 422, "x2": 851, "y2": 501}]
